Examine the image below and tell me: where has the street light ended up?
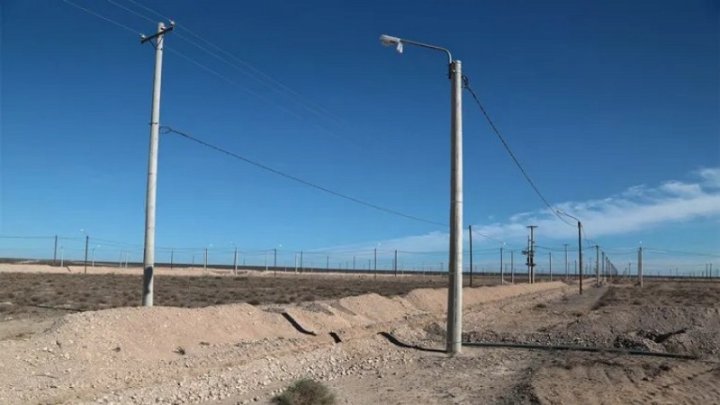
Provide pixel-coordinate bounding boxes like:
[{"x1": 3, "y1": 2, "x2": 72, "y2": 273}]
[
  {"x1": 91, "y1": 244, "x2": 101, "y2": 267},
  {"x1": 380, "y1": 34, "x2": 463, "y2": 355},
  {"x1": 557, "y1": 210, "x2": 583, "y2": 294}
]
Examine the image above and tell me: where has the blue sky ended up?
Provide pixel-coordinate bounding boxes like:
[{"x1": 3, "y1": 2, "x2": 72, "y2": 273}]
[{"x1": 1, "y1": 0, "x2": 718, "y2": 272}]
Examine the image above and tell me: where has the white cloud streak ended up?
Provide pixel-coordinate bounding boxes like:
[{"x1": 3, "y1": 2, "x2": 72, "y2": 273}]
[{"x1": 322, "y1": 167, "x2": 720, "y2": 253}]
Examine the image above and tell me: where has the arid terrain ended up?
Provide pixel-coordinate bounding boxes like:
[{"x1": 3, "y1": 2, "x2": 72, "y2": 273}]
[{"x1": 0, "y1": 264, "x2": 718, "y2": 404}]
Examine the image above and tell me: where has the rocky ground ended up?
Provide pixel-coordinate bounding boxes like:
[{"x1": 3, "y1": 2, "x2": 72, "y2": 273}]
[{"x1": 0, "y1": 267, "x2": 718, "y2": 404}]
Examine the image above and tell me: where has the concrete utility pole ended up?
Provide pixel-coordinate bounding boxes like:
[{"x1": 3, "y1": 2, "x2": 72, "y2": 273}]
[
  {"x1": 380, "y1": 34, "x2": 463, "y2": 353},
  {"x1": 595, "y1": 245, "x2": 600, "y2": 286},
  {"x1": 549, "y1": 252, "x2": 552, "y2": 282},
  {"x1": 500, "y1": 246, "x2": 504, "y2": 284},
  {"x1": 84, "y1": 235, "x2": 89, "y2": 274},
  {"x1": 273, "y1": 248, "x2": 277, "y2": 268},
  {"x1": 373, "y1": 248, "x2": 377, "y2": 279},
  {"x1": 60, "y1": 246, "x2": 64, "y2": 267},
  {"x1": 53, "y1": 235, "x2": 58, "y2": 266},
  {"x1": 469, "y1": 225, "x2": 474, "y2": 287},
  {"x1": 394, "y1": 250, "x2": 398, "y2": 277},
  {"x1": 510, "y1": 250, "x2": 515, "y2": 284},
  {"x1": 353, "y1": 256, "x2": 356, "y2": 271},
  {"x1": 300, "y1": 250, "x2": 304, "y2": 272},
  {"x1": 233, "y1": 247, "x2": 238, "y2": 275},
  {"x1": 601, "y1": 251, "x2": 605, "y2": 281},
  {"x1": 564, "y1": 243, "x2": 568, "y2": 280},
  {"x1": 170, "y1": 248, "x2": 174, "y2": 270},
  {"x1": 527, "y1": 226, "x2": 537, "y2": 284},
  {"x1": 557, "y1": 212, "x2": 583, "y2": 294},
  {"x1": 204, "y1": 248, "x2": 208, "y2": 273},
  {"x1": 141, "y1": 22, "x2": 173, "y2": 307},
  {"x1": 638, "y1": 246, "x2": 643, "y2": 287}
]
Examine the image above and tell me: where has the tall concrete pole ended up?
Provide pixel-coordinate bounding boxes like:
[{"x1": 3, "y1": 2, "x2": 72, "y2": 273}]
[
  {"x1": 500, "y1": 246, "x2": 504, "y2": 284},
  {"x1": 510, "y1": 250, "x2": 514, "y2": 284},
  {"x1": 595, "y1": 245, "x2": 600, "y2": 286},
  {"x1": 233, "y1": 247, "x2": 238, "y2": 275},
  {"x1": 204, "y1": 248, "x2": 208, "y2": 273},
  {"x1": 374, "y1": 248, "x2": 377, "y2": 280},
  {"x1": 578, "y1": 221, "x2": 583, "y2": 294},
  {"x1": 170, "y1": 248, "x2": 174, "y2": 270},
  {"x1": 549, "y1": 252, "x2": 552, "y2": 282},
  {"x1": 601, "y1": 251, "x2": 606, "y2": 281},
  {"x1": 379, "y1": 35, "x2": 462, "y2": 355},
  {"x1": 300, "y1": 250, "x2": 304, "y2": 272},
  {"x1": 84, "y1": 235, "x2": 89, "y2": 274},
  {"x1": 527, "y1": 226, "x2": 537, "y2": 284},
  {"x1": 445, "y1": 59, "x2": 464, "y2": 355},
  {"x1": 394, "y1": 249, "x2": 398, "y2": 277},
  {"x1": 141, "y1": 22, "x2": 172, "y2": 307},
  {"x1": 638, "y1": 246, "x2": 643, "y2": 287},
  {"x1": 53, "y1": 235, "x2": 58, "y2": 266},
  {"x1": 564, "y1": 243, "x2": 568, "y2": 280}
]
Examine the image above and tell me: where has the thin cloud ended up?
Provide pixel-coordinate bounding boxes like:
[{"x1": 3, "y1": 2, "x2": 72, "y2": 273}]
[{"x1": 324, "y1": 167, "x2": 720, "y2": 253}]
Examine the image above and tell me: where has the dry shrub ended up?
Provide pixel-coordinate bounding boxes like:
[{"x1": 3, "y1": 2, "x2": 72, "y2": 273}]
[{"x1": 273, "y1": 379, "x2": 335, "y2": 405}]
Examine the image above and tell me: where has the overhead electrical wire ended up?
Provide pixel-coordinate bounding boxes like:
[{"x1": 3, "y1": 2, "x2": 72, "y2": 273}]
[
  {"x1": 63, "y1": 0, "x2": 141, "y2": 35},
  {"x1": 110, "y1": 0, "x2": 353, "y2": 145},
  {"x1": 161, "y1": 126, "x2": 447, "y2": 227},
  {"x1": 462, "y1": 75, "x2": 575, "y2": 228}
]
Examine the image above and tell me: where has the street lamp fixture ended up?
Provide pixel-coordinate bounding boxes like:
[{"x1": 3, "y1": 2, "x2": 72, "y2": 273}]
[
  {"x1": 557, "y1": 209, "x2": 583, "y2": 294},
  {"x1": 380, "y1": 34, "x2": 463, "y2": 355}
]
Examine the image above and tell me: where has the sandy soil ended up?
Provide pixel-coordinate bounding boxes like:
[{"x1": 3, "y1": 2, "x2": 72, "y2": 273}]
[{"x1": 0, "y1": 264, "x2": 717, "y2": 404}]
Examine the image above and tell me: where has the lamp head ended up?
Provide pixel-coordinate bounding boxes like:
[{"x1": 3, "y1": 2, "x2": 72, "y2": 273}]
[{"x1": 379, "y1": 34, "x2": 403, "y2": 54}]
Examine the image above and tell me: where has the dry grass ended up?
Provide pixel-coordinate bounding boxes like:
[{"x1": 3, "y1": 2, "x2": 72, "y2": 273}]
[{"x1": 0, "y1": 272, "x2": 462, "y2": 318}]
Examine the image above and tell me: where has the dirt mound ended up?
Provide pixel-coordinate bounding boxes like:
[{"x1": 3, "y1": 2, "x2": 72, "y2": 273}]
[
  {"x1": 44, "y1": 304, "x2": 304, "y2": 362},
  {"x1": 406, "y1": 281, "x2": 567, "y2": 314}
]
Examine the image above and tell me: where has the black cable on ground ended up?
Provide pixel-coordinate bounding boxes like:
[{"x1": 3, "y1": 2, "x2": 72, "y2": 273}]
[{"x1": 462, "y1": 341, "x2": 699, "y2": 360}]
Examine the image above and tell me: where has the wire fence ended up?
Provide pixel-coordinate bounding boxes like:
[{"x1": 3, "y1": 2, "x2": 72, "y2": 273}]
[{"x1": 0, "y1": 235, "x2": 716, "y2": 281}]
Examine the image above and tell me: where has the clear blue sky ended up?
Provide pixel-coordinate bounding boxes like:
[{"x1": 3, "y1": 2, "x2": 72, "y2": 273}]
[{"x1": 1, "y1": 1, "x2": 718, "y2": 271}]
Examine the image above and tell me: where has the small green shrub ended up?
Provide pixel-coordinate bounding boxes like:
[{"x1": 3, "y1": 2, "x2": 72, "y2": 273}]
[{"x1": 273, "y1": 379, "x2": 335, "y2": 405}]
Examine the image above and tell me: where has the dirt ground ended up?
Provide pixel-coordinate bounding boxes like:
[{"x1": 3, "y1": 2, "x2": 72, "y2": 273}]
[{"x1": 0, "y1": 264, "x2": 718, "y2": 404}]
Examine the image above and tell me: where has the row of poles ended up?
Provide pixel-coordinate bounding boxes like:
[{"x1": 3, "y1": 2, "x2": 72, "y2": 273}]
[{"x1": 43, "y1": 233, "x2": 710, "y2": 286}]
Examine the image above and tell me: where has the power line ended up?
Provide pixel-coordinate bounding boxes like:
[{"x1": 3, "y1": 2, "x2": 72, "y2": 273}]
[
  {"x1": 118, "y1": 0, "x2": 348, "y2": 135},
  {"x1": 161, "y1": 126, "x2": 447, "y2": 227},
  {"x1": 63, "y1": 0, "x2": 141, "y2": 35},
  {"x1": 462, "y1": 75, "x2": 573, "y2": 227}
]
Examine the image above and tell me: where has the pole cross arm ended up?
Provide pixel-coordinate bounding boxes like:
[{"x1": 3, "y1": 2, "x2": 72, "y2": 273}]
[{"x1": 141, "y1": 24, "x2": 174, "y2": 44}]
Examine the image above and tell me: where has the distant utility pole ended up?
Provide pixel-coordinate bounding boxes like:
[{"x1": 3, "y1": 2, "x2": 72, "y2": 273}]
[
  {"x1": 53, "y1": 235, "x2": 58, "y2": 266},
  {"x1": 500, "y1": 246, "x2": 504, "y2": 284},
  {"x1": 84, "y1": 235, "x2": 89, "y2": 274},
  {"x1": 549, "y1": 252, "x2": 552, "y2": 282},
  {"x1": 468, "y1": 225, "x2": 474, "y2": 287},
  {"x1": 527, "y1": 226, "x2": 537, "y2": 284},
  {"x1": 233, "y1": 247, "x2": 238, "y2": 275},
  {"x1": 595, "y1": 245, "x2": 600, "y2": 286},
  {"x1": 601, "y1": 251, "x2": 606, "y2": 281},
  {"x1": 372, "y1": 248, "x2": 377, "y2": 279},
  {"x1": 273, "y1": 248, "x2": 277, "y2": 268},
  {"x1": 141, "y1": 21, "x2": 174, "y2": 307},
  {"x1": 300, "y1": 250, "x2": 304, "y2": 272},
  {"x1": 170, "y1": 248, "x2": 174, "y2": 270},
  {"x1": 638, "y1": 246, "x2": 643, "y2": 287},
  {"x1": 394, "y1": 250, "x2": 398, "y2": 277},
  {"x1": 326, "y1": 256, "x2": 330, "y2": 270},
  {"x1": 564, "y1": 243, "x2": 568, "y2": 280},
  {"x1": 353, "y1": 256, "x2": 356, "y2": 271},
  {"x1": 510, "y1": 250, "x2": 514, "y2": 284},
  {"x1": 204, "y1": 248, "x2": 208, "y2": 273}
]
